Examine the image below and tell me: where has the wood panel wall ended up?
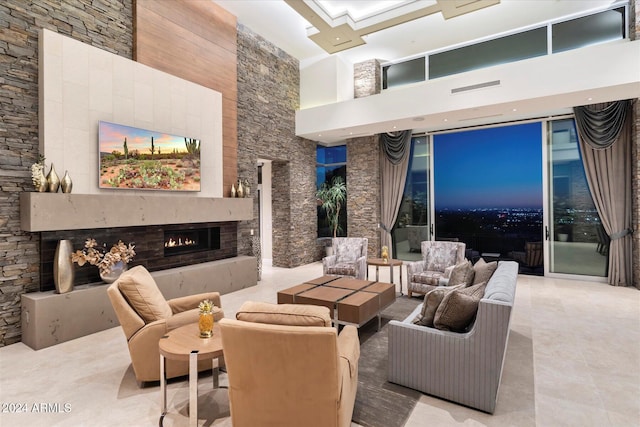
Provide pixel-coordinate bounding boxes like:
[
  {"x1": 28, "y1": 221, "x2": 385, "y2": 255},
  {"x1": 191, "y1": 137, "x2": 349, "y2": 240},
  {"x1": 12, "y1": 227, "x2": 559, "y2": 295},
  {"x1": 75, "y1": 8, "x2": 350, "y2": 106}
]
[{"x1": 134, "y1": 0, "x2": 238, "y2": 195}]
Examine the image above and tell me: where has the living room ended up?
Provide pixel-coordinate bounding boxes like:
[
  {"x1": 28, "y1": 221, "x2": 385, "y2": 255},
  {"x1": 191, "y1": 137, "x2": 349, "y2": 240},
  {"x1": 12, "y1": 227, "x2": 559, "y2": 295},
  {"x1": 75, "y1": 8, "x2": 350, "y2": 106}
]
[{"x1": 0, "y1": 0, "x2": 639, "y2": 426}]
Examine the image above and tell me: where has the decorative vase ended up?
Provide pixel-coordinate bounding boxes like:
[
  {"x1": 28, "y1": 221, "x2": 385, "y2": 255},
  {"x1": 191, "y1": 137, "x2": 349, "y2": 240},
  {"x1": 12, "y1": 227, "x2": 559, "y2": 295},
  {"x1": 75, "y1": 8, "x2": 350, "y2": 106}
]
[
  {"x1": 36, "y1": 168, "x2": 47, "y2": 192},
  {"x1": 381, "y1": 245, "x2": 389, "y2": 263},
  {"x1": 60, "y1": 171, "x2": 73, "y2": 193},
  {"x1": 100, "y1": 261, "x2": 128, "y2": 284},
  {"x1": 237, "y1": 180, "x2": 244, "y2": 198},
  {"x1": 199, "y1": 311, "x2": 214, "y2": 338},
  {"x1": 46, "y1": 163, "x2": 60, "y2": 193},
  {"x1": 231, "y1": 183, "x2": 236, "y2": 198},
  {"x1": 53, "y1": 240, "x2": 75, "y2": 294}
]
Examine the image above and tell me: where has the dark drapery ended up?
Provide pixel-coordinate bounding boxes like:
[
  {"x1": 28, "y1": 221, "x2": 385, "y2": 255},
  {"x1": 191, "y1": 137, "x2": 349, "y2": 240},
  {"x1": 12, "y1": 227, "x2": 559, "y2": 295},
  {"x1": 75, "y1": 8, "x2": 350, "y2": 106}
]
[
  {"x1": 573, "y1": 100, "x2": 634, "y2": 286},
  {"x1": 380, "y1": 130, "x2": 412, "y2": 259}
]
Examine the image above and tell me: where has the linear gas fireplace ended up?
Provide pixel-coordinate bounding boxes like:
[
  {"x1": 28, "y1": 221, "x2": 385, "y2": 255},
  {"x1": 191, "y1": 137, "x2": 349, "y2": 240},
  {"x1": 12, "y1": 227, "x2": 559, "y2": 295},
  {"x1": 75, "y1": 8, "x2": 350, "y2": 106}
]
[
  {"x1": 164, "y1": 226, "x2": 220, "y2": 256},
  {"x1": 40, "y1": 222, "x2": 236, "y2": 292}
]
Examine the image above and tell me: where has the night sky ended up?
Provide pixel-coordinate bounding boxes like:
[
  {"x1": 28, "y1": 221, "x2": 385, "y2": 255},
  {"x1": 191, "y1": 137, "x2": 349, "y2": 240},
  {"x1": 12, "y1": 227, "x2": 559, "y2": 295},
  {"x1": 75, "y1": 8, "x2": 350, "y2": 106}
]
[{"x1": 434, "y1": 122, "x2": 543, "y2": 210}]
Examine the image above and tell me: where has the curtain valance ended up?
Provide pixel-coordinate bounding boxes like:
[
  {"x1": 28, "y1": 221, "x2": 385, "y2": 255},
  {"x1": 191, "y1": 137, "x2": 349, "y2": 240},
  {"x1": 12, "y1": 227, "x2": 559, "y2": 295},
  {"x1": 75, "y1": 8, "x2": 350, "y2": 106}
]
[
  {"x1": 380, "y1": 130, "x2": 411, "y2": 164},
  {"x1": 573, "y1": 100, "x2": 632, "y2": 149}
]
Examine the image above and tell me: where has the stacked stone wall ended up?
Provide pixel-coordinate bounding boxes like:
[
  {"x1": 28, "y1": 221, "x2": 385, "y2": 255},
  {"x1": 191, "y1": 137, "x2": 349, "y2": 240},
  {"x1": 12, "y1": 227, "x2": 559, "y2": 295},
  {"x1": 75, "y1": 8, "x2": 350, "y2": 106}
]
[
  {"x1": 347, "y1": 136, "x2": 381, "y2": 257},
  {"x1": 0, "y1": 0, "x2": 132, "y2": 346},
  {"x1": 354, "y1": 59, "x2": 381, "y2": 98},
  {"x1": 236, "y1": 24, "x2": 317, "y2": 267},
  {"x1": 631, "y1": 0, "x2": 639, "y2": 287}
]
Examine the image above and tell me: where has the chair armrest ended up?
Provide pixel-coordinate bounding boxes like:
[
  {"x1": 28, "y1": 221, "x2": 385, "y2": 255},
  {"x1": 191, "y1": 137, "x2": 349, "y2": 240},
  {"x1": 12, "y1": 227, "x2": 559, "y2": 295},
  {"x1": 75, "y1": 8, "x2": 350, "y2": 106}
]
[
  {"x1": 323, "y1": 255, "x2": 337, "y2": 269},
  {"x1": 355, "y1": 256, "x2": 367, "y2": 280},
  {"x1": 165, "y1": 308, "x2": 200, "y2": 331},
  {"x1": 443, "y1": 264, "x2": 455, "y2": 278},
  {"x1": 406, "y1": 260, "x2": 425, "y2": 277},
  {"x1": 337, "y1": 325, "x2": 360, "y2": 378},
  {"x1": 168, "y1": 292, "x2": 221, "y2": 314}
]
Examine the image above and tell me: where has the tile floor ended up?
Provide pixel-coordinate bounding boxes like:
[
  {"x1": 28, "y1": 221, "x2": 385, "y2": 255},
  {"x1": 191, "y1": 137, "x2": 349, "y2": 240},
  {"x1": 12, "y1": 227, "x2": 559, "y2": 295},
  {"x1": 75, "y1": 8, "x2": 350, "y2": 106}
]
[{"x1": 0, "y1": 262, "x2": 638, "y2": 427}]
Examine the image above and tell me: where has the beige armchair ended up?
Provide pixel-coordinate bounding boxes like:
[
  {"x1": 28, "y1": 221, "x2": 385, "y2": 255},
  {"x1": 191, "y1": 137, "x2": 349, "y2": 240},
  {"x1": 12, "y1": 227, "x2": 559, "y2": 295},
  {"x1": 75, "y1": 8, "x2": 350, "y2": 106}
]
[
  {"x1": 107, "y1": 265, "x2": 224, "y2": 384},
  {"x1": 406, "y1": 240, "x2": 466, "y2": 297},
  {"x1": 323, "y1": 237, "x2": 368, "y2": 279},
  {"x1": 219, "y1": 302, "x2": 360, "y2": 427}
]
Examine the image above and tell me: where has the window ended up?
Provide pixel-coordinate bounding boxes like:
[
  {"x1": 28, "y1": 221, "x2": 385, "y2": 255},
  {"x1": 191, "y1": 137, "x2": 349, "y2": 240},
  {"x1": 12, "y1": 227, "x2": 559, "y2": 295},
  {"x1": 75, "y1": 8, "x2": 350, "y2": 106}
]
[
  {"x1": 382, "y1": 57, "x2": 425, "y2": 89},
  {"x1": 552, "y1": 7, "x2": 625, "y2": 53},
  {"x1": 316, "y1": 145, "x2": 347, "y2": 238}
]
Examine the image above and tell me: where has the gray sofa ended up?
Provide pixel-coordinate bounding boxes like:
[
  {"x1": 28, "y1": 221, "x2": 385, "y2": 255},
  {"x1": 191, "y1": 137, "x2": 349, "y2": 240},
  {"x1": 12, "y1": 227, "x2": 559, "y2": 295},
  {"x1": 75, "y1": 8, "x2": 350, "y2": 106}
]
[{"x1": 388, "y1": 261, "x2": 518, "y2": 414}]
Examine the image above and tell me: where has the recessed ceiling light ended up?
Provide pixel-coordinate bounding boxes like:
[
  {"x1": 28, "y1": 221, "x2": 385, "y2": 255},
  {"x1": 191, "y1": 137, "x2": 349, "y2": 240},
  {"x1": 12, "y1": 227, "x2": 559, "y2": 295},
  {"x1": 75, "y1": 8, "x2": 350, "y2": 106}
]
[
  {"x1": 587, "y1": 97, "x2": 593, "y2": 101},
  {"x1": 443, "y1": 119, "x2": 448, "y2": 122},
  {"x1": 512, "y1": 108, "x2": 517, "y2": 112},
  {"x1": 393, "y1": 126, "x2": 397, "y2": 129},
  {"x1": 336, "y1": 37, "x2": 340, "y2": 41}
]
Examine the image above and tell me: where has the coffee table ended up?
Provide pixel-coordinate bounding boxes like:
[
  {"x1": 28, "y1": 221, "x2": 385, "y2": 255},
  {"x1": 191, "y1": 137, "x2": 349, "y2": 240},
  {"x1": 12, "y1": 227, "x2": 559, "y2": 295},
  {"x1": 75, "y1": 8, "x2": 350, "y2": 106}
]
[
  {"x1": 159, "y1": 322, "x2": 224, "y2": 427},
  {"x1": 277, "y1": 276, "x2": 396, "y2": 330},
  {"x1": 367, "y1": 258, "x2": 404, "y2": 295}
]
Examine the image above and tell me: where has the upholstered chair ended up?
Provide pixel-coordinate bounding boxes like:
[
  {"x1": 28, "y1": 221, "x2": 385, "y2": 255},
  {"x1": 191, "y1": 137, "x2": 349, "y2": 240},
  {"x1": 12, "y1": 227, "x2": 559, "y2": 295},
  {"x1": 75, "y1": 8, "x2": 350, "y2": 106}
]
[
  {"x1": 508, "y1": 241, "x2": 543, "y2": 272},
  {"x1": 219, "y1": 301, "x2": 360, "y2": 427},
  {"x1": 107, "y1": 265, "x2": 224, "y2": 385},
  {"x1": 406, "y1": 240, "x2": 466, "y2": 297},
  {"x1": 323, "y1": 237, "x2": 368, "y2": 279}
]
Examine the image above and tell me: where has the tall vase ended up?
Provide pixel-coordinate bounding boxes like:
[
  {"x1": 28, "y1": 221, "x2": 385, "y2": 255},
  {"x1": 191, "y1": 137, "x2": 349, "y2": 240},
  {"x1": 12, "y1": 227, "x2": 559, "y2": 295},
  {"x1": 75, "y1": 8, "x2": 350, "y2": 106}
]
[
  {"x1": 36, "y1": 168, "x2": 47, "y2": 192},
  {"x1": 47, "y1": 163, "x2": 60, "y2": 193},
  {"x1": 237, "y1": 180, "x2": 244, "y2": 198},
  {"x1": 60, "y1": 171, "x2": 73, "y2": 193},
  {"x1": 100, "y1": 261, "x2": 128, "y2": 284},
  {"x1": 53, "y1": 240, "x2": 75, "y2": 294}
]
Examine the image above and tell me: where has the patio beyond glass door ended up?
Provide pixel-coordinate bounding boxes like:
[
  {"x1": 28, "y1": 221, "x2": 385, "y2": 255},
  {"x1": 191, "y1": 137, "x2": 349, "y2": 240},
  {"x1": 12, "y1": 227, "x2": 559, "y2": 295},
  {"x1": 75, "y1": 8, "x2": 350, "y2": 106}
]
[{"x1": 547, "y1": 119, "x2": 608, "y2": 277}]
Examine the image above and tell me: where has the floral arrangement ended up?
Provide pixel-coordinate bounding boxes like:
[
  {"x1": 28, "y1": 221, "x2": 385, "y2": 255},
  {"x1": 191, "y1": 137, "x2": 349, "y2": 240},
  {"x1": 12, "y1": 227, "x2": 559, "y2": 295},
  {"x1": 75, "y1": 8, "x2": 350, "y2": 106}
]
[
  {"x1": 198, "y1": 299, "x2": 214, "y2": 314},
  {"x1": 71, "y1": 238, "x2": 136, "y2": 275}
]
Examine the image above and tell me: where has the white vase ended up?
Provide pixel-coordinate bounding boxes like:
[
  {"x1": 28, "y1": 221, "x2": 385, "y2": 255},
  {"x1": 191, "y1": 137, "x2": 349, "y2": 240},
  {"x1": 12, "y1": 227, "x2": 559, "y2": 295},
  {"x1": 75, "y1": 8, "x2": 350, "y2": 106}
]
[
  {"x1": 100, "y1": 261, "x2": 128, "y2": 284},
  {"x1": 53, "y1": 240, "x2": 75, "y2": 294}
]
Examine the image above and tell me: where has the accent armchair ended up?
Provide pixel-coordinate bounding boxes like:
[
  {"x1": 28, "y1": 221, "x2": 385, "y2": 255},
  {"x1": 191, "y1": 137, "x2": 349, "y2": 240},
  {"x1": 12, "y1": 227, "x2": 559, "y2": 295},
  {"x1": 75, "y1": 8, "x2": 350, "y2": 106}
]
[
  {"x1": 508, "y1": 241, "x2": 543, "y2": 273},
  {"x1": 406, "y1": 240, "x2": 466, "y2": 297},
  {"x1": 219, "y1": 301, "x2": 360, "y2": 427},
  {"x1": 323, "y1": 237, "x2": 368, "y2": 280},
  {"x1": 107, "y1": 265, "x2": 224, "y2": 384}
]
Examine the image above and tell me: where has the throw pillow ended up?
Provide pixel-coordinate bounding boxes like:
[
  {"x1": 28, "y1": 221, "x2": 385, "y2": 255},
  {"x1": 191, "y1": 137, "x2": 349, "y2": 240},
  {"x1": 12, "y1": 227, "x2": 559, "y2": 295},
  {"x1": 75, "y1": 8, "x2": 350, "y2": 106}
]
[
  {"x1": 434, "y1": 289, "x2": 483, "y2": 332},
  {"x1": 425, "y1": 245, "x2": 458, "y2": 272},
  {"x1": 117, "y1": 265, "x2": 172, "y2": 323},
  {"x1": 473, "y1": 258, "x2": 498, "y2": 285},
  {"x1": 460, "y1": 280, "x2": 487, "y2": 299},
  {"x1": 236, "y1": 301, "x2": 331, "y2": 327},
  {"x1": 412, "y1": 284, "x2": 465, "y2": 327},
  {"x1": 447, "y1": 260, "x2": 475, "y2": 287}
]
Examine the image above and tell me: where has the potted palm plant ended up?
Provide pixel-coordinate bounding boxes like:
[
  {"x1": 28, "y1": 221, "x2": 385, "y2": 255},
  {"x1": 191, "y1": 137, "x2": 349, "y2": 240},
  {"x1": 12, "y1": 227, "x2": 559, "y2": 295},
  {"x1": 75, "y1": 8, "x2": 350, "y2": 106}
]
[{"x1": 316, "y1": 176, "x2": 346, "y2": 255}]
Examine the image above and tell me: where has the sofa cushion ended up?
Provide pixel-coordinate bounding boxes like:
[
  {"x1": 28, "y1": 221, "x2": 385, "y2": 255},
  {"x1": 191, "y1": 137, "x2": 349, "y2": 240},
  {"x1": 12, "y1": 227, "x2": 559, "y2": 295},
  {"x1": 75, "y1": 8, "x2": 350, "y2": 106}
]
[
  {"x1": 426, "y1": 244, "x2": 458, "y2": 272},
  {"x1": 236, "y1": 301, "x2": 332, "y2": 327},
  {"x1": 433, "y1": 281, "x2": 487, "y2": 332},
  {"x1": 447, "y1": 260, "x2": 475, "y2": 287},
  {"x1": 412, "y1": 284, "x2": 465, "y2": 327},
  {"x1": 484, "y1": 261, "x2": 519, "y2": 302},
  {"x1": 473, "y1": 258, "x2": 498, "y2": 285},
  {"x1": 117, "y1": 265, "x2": 172, "y2": 323},
  {"x1": 325, "y1": 263, "x2": 356, "y2": 277},
  {"x1": 412, "y1": 271, "x2": 442, "y2": 286}
]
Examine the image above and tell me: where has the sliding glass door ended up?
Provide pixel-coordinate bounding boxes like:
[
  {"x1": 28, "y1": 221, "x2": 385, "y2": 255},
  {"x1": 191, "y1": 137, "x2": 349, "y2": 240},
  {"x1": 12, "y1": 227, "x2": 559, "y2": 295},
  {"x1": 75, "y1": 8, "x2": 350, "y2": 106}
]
[{"x1": 546, "y1": 119, "x2": 608, "y2": 277}]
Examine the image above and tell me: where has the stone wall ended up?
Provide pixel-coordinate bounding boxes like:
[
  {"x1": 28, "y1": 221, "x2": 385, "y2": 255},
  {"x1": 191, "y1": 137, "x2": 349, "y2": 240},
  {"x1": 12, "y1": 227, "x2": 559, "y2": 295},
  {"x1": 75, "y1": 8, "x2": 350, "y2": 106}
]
[
  {"x1": 631, "y1": 0, "x2": 639, "y2": 288},
  {"x1": 347, "y1": 136, "x2": 381, "y2": 257},
  {"x1": 0, "y1": 1, "x2": 132, "y2": 346},
  {"x1": 236, "y1": 24, "x2": 318, "y2": 268},
  {"x1": 354, "y1": 59, "x2": 381, "y2": 98}
]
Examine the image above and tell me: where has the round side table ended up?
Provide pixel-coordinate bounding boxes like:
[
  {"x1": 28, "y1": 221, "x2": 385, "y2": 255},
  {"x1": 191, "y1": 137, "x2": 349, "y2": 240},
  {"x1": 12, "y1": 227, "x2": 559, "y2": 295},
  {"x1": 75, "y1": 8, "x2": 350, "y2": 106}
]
[{"x1": 367, "y1": 258, "x2": 404, "y2": 295}]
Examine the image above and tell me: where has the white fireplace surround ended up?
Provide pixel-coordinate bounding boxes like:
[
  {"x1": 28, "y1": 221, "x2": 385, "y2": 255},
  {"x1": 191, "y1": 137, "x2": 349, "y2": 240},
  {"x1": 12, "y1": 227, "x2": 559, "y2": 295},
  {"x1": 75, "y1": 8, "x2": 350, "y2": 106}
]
[{"x1": 38, "y1": 28, "x2": 223, "y2": 198}]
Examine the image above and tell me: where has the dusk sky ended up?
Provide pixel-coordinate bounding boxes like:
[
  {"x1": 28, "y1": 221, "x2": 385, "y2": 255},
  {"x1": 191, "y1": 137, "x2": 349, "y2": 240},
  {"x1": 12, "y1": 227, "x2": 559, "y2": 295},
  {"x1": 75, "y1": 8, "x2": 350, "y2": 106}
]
[
  {"x1": 99, "y1": 121, "x2": 197, "y2": 155},
  {"x1": 434, "y1": 122, "x2": 543, "y2": 210}
]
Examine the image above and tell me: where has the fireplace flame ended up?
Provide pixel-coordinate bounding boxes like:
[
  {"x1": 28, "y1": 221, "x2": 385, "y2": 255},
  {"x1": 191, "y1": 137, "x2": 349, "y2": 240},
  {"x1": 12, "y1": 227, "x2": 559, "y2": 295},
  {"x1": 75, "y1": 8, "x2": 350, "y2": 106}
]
[{"x1": 165, "y1": 237, "x2": 198, "y2": 248}]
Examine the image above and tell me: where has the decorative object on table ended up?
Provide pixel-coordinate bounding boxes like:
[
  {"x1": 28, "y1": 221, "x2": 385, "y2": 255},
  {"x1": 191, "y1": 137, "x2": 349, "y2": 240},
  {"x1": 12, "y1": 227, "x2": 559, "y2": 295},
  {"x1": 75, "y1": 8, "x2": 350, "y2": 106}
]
[
  {"x1": 46, "y1": 163, "x2": 60, "y2": 193},
  {"x1": 250, "y1": 229, "x2": 261, "y2": 281},
  {"x1": 381, "y1": 245, "x2": 389, "y2": 263},
  {"x1": 316, "y1": 176, "x2": 346, "y2": 238},
  {"x1": 30, "y1": 155, "x2": 47, "y2": 192},
  {"x1": 198, "y1": 299, "x2": 215, "y2": 338},
  {"x1": 231, "y1": 183, "x2": 236, "y2": 198},
  {"x1": 71, "y1": 238, "x2": 136, "y2": 284},
  {"x1": 244, "y1": 178, "x2": 250, "y2": 197},
  {"x1": 236, "y1": 179, "x2": 244, "y2": 198},
  {"x1": 60, "y1": 170, "x2": 73, "y2": 193},
  {"x1": 53, "y1": 239, "x2": 75, "y2": 294}
]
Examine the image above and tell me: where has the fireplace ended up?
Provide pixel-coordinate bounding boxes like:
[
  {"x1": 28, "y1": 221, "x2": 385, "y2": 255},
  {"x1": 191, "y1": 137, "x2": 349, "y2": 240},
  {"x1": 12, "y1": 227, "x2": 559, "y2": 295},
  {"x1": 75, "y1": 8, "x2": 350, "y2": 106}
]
[
  {"x1": 164, "y1": 226, "x2": 220, "y2": 256},
  {"x1": 40, "y1": 222, "x2": 236, "y2": 292}
]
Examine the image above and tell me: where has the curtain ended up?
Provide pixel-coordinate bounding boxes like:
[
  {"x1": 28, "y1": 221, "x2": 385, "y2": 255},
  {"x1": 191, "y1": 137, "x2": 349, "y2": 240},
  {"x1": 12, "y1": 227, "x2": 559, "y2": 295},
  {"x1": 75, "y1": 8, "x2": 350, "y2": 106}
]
[
  {"x1": 380, "y1": 130, "x2": 412, "y2": 259},
  {"x1": 573, "y1": 100, "x2": 633, "y2": 286}
]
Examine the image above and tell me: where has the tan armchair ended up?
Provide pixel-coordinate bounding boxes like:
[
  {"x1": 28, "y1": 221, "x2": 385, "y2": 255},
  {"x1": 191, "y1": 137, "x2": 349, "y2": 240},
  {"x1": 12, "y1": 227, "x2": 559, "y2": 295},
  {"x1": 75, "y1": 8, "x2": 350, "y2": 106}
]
[
  {"x1": 107, "y1": 265, "x2": 224, "y2": 384},
  {"x1": 406, "y1": 240, "x2": 466, "y2": 297},
  {"x1": 323, "y1": 237, "x2": 368, "y2": 279},
  {"x1": 219, "y1": 302, "x2": 360, "y2": 427}
]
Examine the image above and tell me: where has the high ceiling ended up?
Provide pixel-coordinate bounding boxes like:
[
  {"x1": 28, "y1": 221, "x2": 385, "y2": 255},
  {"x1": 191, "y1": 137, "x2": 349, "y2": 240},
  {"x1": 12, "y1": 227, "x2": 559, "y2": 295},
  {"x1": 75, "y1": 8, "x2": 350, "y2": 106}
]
[{"x1": 212, "y1": 0, "x2": 618, "y2": 67}]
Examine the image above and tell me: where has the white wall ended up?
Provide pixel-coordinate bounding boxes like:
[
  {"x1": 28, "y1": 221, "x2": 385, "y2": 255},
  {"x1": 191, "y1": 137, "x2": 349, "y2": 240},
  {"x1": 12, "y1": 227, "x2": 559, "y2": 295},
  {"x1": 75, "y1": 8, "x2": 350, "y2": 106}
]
[
  {"x1": 259, "y1": 159, "x2": 273, "y2": 262},
  {"x1": 300, "y1": 55, "x2": 353, "y2": 109},
  {"x1": 38, "y1": 29, "x2": 224, "y2": 197}
]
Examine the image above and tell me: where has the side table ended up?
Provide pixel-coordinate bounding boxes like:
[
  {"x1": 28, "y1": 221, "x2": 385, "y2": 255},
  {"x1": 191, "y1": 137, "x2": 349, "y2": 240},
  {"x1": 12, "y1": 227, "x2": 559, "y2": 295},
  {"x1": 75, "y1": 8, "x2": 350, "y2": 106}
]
[
  {"x1": 159, "y1": 322, "x2": 224, "y2": 427},
  {"x1": 367, "y1": 258, "x2": 404, "y2": 295}
]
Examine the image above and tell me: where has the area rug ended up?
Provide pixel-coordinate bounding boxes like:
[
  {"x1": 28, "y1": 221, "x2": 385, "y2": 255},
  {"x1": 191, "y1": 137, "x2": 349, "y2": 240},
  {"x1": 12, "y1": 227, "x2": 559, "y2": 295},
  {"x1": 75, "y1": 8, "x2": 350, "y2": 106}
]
[{"x1": 351, "y1": 296, "x2": 422, "y2": 427}]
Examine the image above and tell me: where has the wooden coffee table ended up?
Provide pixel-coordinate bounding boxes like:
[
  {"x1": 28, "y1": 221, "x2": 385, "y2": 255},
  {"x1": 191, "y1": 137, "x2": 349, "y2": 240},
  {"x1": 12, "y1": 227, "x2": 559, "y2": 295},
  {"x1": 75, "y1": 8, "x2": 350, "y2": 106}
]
[
  {"x1": 159, "y1": 322, "x2": 224, "y2": 427},
  {"x1": 277, "y1": 276, "x2": 396, "y2": 330}
]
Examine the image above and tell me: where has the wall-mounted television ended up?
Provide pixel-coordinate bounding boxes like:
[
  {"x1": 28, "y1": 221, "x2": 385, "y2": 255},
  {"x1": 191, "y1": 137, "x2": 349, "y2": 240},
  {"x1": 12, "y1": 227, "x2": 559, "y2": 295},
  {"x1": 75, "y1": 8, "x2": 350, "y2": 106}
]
[{"x1": 98, "y1": 121, "x2": 201, "y2": 192}]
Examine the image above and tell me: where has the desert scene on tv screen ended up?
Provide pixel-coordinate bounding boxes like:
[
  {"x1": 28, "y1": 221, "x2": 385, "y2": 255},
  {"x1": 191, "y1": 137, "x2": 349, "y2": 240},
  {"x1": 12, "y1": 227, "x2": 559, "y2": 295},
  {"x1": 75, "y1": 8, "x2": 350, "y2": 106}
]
[{"x1": 99, "y1": 121, "x2": 201, "y2": 191}]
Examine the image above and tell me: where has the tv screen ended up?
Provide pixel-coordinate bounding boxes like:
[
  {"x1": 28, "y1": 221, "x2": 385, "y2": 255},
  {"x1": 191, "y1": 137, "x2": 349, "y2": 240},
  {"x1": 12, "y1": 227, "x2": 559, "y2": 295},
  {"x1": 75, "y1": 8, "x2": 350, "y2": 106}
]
[{"x1": 98, "y1": 121, "x2": 201, "y2": 192}]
